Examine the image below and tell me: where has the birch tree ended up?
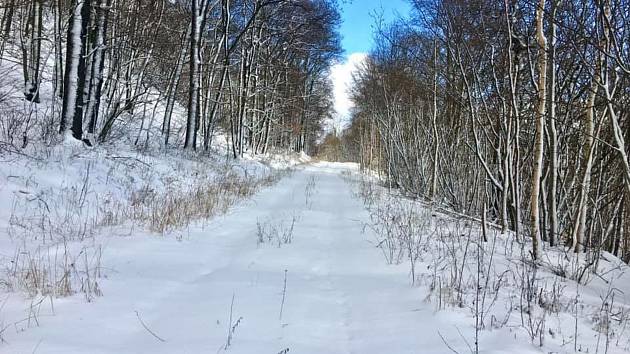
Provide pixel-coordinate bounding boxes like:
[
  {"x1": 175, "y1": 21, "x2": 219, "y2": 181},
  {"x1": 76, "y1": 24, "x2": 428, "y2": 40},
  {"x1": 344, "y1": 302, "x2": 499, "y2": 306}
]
[
  {"x1": 530, "y1": 0, "x2": 547, "y2": 260},
  {"x1": 60, "y1": 0, "x2": 92, "y2": 141}
]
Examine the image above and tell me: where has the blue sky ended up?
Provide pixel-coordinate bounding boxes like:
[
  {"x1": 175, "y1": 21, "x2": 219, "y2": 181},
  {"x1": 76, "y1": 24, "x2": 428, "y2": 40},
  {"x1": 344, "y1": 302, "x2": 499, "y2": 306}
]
[
  {"x1": 328, "y1": 0, "x2": 412, "y2": 131},
  {"x1": 339, "y1": 0, "x2": 412, "y2": 55}
]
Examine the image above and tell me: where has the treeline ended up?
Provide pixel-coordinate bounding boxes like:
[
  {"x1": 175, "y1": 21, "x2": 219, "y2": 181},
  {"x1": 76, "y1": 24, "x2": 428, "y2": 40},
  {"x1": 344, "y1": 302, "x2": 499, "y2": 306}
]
[
  {"x1": 0, "y1": 0, "x2": 340, "y2": 155},
  {"x1": 344, "y1": 0, "x2": 630, "y2": 262}
]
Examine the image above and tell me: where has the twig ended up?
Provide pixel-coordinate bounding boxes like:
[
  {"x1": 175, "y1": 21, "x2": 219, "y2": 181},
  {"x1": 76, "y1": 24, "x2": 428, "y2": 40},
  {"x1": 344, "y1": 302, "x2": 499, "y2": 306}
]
[
  {"x1": 456, "y1": 326, "x2": 474, "y2": 354},
  {"x1": 106, "y1": 155, "x2": 151, "y2": 167},
  {"x1": 438, "y1": 330, "x2": 461, "y2": 354},
  {"x1": 135, "y1": 310, "x2": 166, "y2": 342},
  {"x1": 280, "y1": 269, "x2": 288, "y2": 321},
  {"x1": 225, "y1": 292, "x2": 235, "y2": 349},
  {"x1": 31, "y1": 339, "x2": 43, "y2": 353}
]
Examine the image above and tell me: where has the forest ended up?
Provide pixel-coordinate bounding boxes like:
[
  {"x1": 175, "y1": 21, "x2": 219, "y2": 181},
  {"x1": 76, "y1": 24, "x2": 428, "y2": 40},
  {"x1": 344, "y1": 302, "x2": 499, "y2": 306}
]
[
  {"x1": 2, "y1": 0, "x2": 630, "y2": 353},
  {"x1": 338, "y1": 0, "x2": 630, "y2": 264},
  {"x1": 0, "y1": 0, "x2": 340, "y2": 156}
]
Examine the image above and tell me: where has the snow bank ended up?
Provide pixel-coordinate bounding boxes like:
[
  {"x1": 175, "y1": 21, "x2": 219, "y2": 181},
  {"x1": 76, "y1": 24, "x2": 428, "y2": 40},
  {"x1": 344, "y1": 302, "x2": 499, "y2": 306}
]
[{"x1": 348, "y1": 171, "x2": 630, "y2": 353}]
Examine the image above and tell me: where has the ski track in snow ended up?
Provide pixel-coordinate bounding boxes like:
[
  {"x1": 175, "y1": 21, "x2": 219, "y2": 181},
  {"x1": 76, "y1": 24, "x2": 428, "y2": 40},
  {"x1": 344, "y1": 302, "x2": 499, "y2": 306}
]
[{"x1": 4, "y1": 162, "x2": 543, "y2": 354}]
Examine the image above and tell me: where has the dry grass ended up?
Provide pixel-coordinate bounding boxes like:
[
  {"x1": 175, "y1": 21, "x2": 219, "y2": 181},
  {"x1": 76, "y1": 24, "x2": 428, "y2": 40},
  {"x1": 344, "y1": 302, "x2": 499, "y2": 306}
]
[
  {"x1": 4, "y1": 243, "x2": 103, "y2": 301},
  {"x1": 2, "y1": 154, "x2": 290, "y2": 300},
  {"x1": 348, "y1": 173, "x2": 630, "y2": 352},
  {"x1": 256, "y1": 212, "x2": 301, "y2": 248},
  {"x1": 140, "y1": 170, "x2": 284, "y2": 234}
]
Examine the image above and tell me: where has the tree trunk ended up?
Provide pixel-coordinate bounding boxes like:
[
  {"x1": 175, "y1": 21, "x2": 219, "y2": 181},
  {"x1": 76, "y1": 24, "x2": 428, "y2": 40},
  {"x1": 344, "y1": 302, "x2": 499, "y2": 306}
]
[
  {"x1": 184, "y1": 0, "x2": 203, "y2": 150},
  {"x1": 530, "y1": 0, "x2": 547, "y2": 260},
  {"x1": 546, "y1": 0, "x2": 559, "y2": 247},
  {"x1": 0, "y1": 0, "x2": 15, "y2": 64},
  {"x1": 163, "y1": 25, "x2": 191, "y2": 146},
  {"x1": 60, "y1": 0, "x2": 92, "y2": 141},
  {"x1": 85, "y1": 0, "x2": 111, "y2": 142},
  {"x1": 430, "y1": 40, "x2": 440, "y2": 199},
  {"x1": 53, "y1": 0, "x2": 65, "y2": 98},
  {"x1": 23, "y1": 0, "x2": 43, "y2": 102},
  {"x1": 572, "y1": 66, "x2": 599, "y2": 253}
]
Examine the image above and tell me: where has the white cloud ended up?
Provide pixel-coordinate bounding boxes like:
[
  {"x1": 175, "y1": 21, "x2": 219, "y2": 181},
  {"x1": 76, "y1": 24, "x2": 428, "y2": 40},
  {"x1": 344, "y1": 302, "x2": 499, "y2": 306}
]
[{"x1": 328, "y1": 52, "x2": 367, "y2": 132}]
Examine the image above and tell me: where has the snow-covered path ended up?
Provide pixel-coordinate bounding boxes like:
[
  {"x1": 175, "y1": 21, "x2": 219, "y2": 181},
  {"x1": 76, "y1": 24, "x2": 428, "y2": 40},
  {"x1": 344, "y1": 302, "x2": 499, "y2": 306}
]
[{"x1": 4, "y1": 162, "x2": 526, "y2": 354}]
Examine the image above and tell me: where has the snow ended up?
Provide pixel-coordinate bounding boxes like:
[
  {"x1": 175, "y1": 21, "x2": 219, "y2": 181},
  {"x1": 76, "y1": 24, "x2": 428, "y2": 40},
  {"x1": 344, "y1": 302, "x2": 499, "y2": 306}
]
[
  {"x1": 1, "y1": 163, "x2": 425, "y2": 353},
  {"x1": 3, "y1": 162, "x2": 628, "y2": 353},
  {"x1": 0, "y1": 144, "x2": 304, "y2": 346},
  {"x1": 253, "y1": 150, "x2": 312, "y2": 170}
]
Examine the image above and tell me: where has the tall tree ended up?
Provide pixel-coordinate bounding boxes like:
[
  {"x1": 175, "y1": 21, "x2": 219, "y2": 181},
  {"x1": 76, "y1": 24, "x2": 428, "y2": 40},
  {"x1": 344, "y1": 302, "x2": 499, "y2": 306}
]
[{"x1": 530, "y1": 0, "x2": 547, "y2": 260}]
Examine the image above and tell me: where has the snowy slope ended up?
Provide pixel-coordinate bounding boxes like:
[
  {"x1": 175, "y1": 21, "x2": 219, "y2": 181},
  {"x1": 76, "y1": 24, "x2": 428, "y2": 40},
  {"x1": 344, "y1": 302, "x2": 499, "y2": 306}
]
[
  {"x1": 1, "y1": 28, "x2": 316, "y2": 351},
  {"x1": 350, "y1": 167, "x2": 630, "y2": 354},
  {"x1": 0, "y1": 147, "x2": 306, "y2": 347}
]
